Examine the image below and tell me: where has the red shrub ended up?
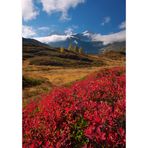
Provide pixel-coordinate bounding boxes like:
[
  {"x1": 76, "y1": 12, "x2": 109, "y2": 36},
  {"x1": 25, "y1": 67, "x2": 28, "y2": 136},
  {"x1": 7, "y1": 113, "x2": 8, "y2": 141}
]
[{"x1": 23, "y1": 67, "x2": 126, "y2": 148}]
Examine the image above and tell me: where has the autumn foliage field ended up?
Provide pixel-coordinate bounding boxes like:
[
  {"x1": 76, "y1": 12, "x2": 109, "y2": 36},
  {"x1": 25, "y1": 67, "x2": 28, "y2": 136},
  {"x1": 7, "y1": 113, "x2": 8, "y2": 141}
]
[{"x1": 23, "y1": 67, "x2": 126, "y2": 148}]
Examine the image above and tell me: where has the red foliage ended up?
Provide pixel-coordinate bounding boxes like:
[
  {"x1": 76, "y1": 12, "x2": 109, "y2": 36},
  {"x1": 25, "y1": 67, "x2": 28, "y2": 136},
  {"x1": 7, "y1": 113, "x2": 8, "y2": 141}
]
[{"x1": 23, "y1": 67, "x2": 126, "y2": 148}]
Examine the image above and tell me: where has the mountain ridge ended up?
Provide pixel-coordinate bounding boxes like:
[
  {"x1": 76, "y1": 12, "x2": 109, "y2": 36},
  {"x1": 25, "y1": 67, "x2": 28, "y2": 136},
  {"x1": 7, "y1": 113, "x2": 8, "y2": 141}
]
[{"x1": 34, "y1": 31, "x2": 125, "y2": 54}]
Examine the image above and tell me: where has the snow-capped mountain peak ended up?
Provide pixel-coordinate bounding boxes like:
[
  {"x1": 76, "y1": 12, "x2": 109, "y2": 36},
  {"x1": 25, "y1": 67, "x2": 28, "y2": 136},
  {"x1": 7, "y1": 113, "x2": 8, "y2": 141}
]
[{"x1": 82, "y1": 30, "x2": 91, "y2": 36}]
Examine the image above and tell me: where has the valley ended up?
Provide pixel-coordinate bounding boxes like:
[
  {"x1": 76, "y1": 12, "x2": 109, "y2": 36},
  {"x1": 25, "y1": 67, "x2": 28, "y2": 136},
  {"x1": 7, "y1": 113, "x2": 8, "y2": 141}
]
[{"x1": 23, "y1": 38, "x2": 125, "y2": 101}]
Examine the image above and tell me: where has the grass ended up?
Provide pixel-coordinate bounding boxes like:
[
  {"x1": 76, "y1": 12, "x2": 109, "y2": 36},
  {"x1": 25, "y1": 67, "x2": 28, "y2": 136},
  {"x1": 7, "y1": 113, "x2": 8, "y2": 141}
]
[
  {"x1": 23, "y1": 40, "x2": 125, "y2": 100},
  {"x1": 29, "y1": 55, "x2": 105, "y2": 68},
  {"x1": 23, "y1": 56, "x2": 125, "y2": 100},
  {"x1": 23, "y1": 75, "x2": 52, "y2": 100}
]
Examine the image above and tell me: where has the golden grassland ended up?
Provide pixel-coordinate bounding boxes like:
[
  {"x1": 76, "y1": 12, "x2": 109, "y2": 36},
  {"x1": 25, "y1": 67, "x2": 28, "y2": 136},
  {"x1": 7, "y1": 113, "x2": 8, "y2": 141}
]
[{"x1": 23, "y1": 54, "x2": 125, "y2": 103}]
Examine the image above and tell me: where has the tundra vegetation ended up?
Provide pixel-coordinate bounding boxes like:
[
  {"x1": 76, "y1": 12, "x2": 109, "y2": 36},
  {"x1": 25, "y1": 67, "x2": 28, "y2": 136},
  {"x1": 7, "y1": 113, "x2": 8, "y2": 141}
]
[{"x1": 23, "y1": 39, "x2": 126, "y2": 147}]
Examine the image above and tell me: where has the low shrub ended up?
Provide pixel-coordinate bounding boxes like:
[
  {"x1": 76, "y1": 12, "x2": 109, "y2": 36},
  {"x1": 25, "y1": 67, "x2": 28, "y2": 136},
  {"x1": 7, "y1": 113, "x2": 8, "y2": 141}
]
[{"x1": 23, "y1": 67, "x2": 125, "y2": 147}]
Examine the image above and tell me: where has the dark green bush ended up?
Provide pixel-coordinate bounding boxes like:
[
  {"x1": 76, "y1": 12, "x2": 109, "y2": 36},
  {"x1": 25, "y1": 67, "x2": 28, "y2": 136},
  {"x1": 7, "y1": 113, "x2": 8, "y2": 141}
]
[{"x1": 23, "y1": 76, "x2": 44, "y2": 88}]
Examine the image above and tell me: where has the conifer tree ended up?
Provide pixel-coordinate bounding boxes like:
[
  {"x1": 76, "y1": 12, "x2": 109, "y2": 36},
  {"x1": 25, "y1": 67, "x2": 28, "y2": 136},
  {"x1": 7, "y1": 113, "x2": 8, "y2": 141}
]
[
  {"x1": 78, "y1": 47, "x2": 83, "y2": 54},
  {"x1": 68, "y1": 43, "x2": 72, "y2": 51},
  {"x1": 60, "y1": 47, "x2": 64, "y2": 53}
]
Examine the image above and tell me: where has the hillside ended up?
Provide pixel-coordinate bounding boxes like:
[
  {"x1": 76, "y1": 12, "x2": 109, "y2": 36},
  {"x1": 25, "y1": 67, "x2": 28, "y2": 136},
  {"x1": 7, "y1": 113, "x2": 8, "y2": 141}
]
[
  {"x1": 23, "y1": 38, "x2": 125, "y2": 99},
  {"x1": 100, "y1": 41, "x2": 126, "y2": 53},
  {"x1": 23, "y1": 38, "x2": 51, "y2": 47},
  {"x1": 23, "y1": 38, "x2": 105, "y2": 67}
]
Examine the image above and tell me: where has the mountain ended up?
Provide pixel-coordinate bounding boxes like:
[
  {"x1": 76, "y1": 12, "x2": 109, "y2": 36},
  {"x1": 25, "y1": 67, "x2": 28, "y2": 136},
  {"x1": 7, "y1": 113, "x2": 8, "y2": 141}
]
[
  {"x1": 100, "y1": 41, "x2": 126, "y2": 53},
  {"x1": 35, "y1": 31, "x2": 104, "y2": 54},
  {"x1": 35, "y1": 31, "x2": 126, "y2": 54},
  {"x1": 23, "y1": 38, "x2": 105, "y2": 67},
  {"x1": 31, "y1": 31, "x2": 125, "y2": 54}
]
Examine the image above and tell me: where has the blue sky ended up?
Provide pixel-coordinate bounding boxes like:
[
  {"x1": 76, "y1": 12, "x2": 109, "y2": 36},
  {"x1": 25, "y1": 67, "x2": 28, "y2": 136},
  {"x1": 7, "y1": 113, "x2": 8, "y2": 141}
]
[{"x1": 22, "y1": 0, "x2": 126, "y2": 43}]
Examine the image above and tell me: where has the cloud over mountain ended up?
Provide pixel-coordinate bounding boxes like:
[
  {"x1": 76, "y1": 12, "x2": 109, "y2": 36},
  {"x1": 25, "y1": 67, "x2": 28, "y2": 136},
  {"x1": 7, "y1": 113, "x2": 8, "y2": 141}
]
[
  {"x1": 35, "y1": 34, "x2": 70, "y2": 43},
  {"x1": 91, "y1": 30, "x2": 126, "y2": 45},
  {"x1": 35, "y1": 30, "x2": 125, "y2": 45}
]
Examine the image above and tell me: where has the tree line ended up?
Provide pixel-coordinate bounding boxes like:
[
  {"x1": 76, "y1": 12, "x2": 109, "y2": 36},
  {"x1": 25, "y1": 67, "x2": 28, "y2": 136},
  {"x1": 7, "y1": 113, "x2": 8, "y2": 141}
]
[{"x1": 60, "y1": 43, "x2": 83, "y2": 54}]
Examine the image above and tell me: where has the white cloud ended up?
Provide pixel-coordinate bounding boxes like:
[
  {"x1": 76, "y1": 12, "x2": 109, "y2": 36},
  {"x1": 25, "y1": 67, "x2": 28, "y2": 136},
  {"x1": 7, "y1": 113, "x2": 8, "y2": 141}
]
[
  {"x1": 92, "y1": 30, "x2": 126, "y2": 45},
  {"x1": 38, "y1": 26, "x2": 49, "y2": 31},
  {"x1": 71, "y1": 25, "x2": 79, "y2": 29},
  {"x1": 82, "y1": 30, "x2": 92, "y2": 37},
  {"x1": 22, "y1": 25, "x2": 37, "y2": 38},
  {"x1": 22, "y1": 0, "x2": 85, "y2": 21},
  {"x1": 64, "y1": 25, "x2": 79, "y2": 35},
  {"x1": 119, "y1": 21, "x2": 126, "y2": 29},
  {"x1": 39, "y1": 0, "x2": 85, "y2": 20},
  {"x1": 34, "y1": 29, "x2": 125, "y2": 45},
  {"x1": 22, "y1": 0, "x2": 39, "y2": 21},
  {"x1": 64, "y1": 28, "x2": 73, "y2": 35},
  {"x1": 101, "y1": 17, "x2": 111, "y2": 26},
  {"x1": 35, "y1": 34, "x2": 70, "y2": 43}
]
